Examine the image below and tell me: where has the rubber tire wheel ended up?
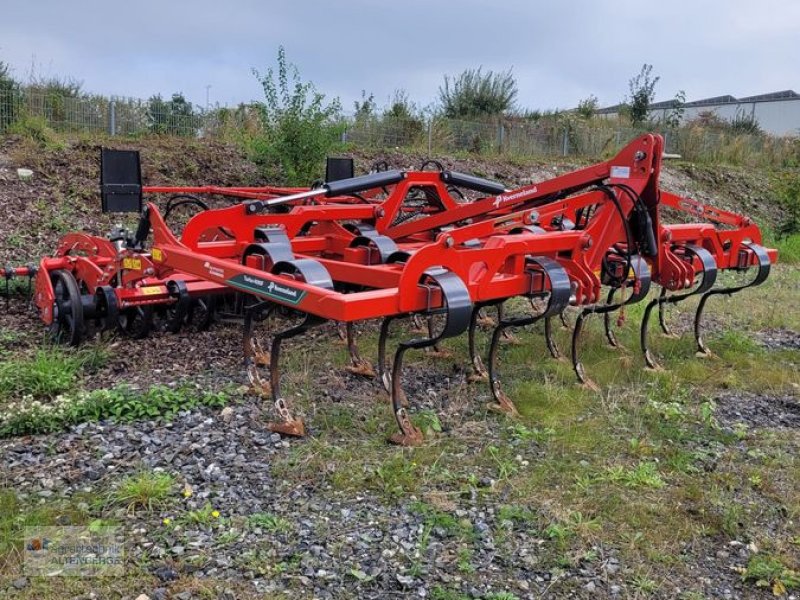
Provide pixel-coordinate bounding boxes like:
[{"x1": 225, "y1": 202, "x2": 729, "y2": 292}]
[
  {"x1": 48, "y1": 269, "x2": 84, "y2": 346},
  {"x1": 118, "y1": 306, "x2": 154, "y2": 339}
]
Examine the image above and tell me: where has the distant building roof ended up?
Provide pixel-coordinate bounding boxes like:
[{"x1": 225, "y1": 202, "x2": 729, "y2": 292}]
[
  {"x1": 684, "y1": 95, "x2": 738, "y2": 107},
  {"x1": 594, "y1": 90, "x2": 800, "y2": 113},
  {"x1": 738, "y1": 90, "x2": 800, "y2": 102}
]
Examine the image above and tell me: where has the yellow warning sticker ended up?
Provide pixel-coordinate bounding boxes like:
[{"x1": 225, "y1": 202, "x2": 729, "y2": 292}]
[
  {"x1": 151, "y1": 248, "x2": 164, "y2": 262},
  {"x1": 122, "y1": 257, "x2": 142, "y2": 270},
  {"x1": 140, "y1": 286, "x2": 161, "y2": 296}
]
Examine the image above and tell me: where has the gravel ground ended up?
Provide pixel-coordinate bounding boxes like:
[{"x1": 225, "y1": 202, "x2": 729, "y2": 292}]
[
  {"x1": 715, "y1": 392, "x2": 800, "y2": 429},
  {"x1": 0, "y1": 400, "x2": 780, "y2": 600}
]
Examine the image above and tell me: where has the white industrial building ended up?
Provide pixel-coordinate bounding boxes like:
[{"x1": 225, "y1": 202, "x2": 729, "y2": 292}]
[{"x1": 596, "y1": 90, "x2": 800, "y2": 136}]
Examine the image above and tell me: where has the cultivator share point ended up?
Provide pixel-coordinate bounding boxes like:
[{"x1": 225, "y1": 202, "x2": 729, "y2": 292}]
[{"x1": 6, "y1": 135, "x2": 777, "y2": 444}]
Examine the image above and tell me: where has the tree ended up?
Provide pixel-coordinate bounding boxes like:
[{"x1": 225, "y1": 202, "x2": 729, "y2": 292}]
[
  {"x1": 381, "y1": 89, "x2": 424, "y2": 146},
  {"x1": 353, "y1": 90, "x2": 376, "y2": 122},
  {"x1": 438, "y1": 67, "x2": 518, "y2": 119},
  {"x1": 576, "y1": 94, "x2": 599, "y2": 119},
  {"x1": 664, "y1": 90, "x2": 685, "y2": 128},
  {"x1": 0, "y1": 61, "x2": 20, "y2": 131},
  {"x1": 146, "y1": 93, "x2": 196, "y2": 136},
  {"x1": 627, "y1": 64, "x2": 660, "y2": 125},
  {"x1": 251, "y1": 46, "x2": 343, "y2": 185}
]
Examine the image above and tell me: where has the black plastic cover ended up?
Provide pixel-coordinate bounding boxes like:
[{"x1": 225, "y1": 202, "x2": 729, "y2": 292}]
[
  {"x1": 100, "y1": 148, "x2": 142, "y2": 213},
  {"x1": 325, "y1": 157, "x2": 355, "y2": 182}
]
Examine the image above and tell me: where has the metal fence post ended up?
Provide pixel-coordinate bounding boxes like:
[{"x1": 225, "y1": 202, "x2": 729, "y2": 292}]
[
  {"x1": 427, "y1": 119, "x2": 433, "y2": 155},
  {"x1": 108, "y1": 100, "x2": 116, "y2": 136},
  {"x1": 497, "y1": 121, "x2": 504, "y2": 154}
]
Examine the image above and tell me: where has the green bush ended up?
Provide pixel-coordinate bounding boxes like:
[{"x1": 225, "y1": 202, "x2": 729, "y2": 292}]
[
  {"x1": 438, "y1": 67, "x2": 517, "y2": 119},
  {"x1": 775, "y1": 173, "x2": 800, "y2": 236},
  {"x1": 7, "y1": 114, "x2": 63, "y2": 147},
  {"x1": 248, "y1": 47, "x2": 344, "y2": 185}
]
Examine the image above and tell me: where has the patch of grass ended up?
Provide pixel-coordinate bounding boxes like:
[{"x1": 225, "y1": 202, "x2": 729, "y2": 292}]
[
  {"x1": 544, "y1": 511, "x2": 601, "y2": 547},
  {"x1": 113, "y1": 471, "x2": 175, "y2": 511},
  {"x1": 484, "y1": 593, "x2": 520, "y2": 600},
  {"x1": 773, "y1": 233, "x2": 800, "y2": 263},
  {"x1": 370, "y1": 453, "x2": 422, "y2": 498},
  {"x1": 629, "y1": 572, "x2": 660, "y2": 594},
  {"x1": 8, "y1": 115, "x2": 65, "y2": 149},
  {"x1": 0, "y1": 348, "x2": 85, "y2": 400},
  {"x1": 602, "y1": 462, "x2": 666, "y2": 489},
  {"x1": 246, "y1": 512, "x2": 292, "y2": 534},
  {"x1": 741, "y1": 554, "x2": 800, "y2": 594},
  {"x1": 411, "y1": 500, "x2": 474, "y2": 541},
  {"x1": 497, "y1": 504, "x2": 537, "y2": 526},
  {"x1": 0, "y1": 487, "x2": 105, "y2": 570}
]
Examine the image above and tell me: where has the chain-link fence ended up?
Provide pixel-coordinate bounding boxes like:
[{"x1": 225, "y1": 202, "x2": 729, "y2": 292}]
[
  {"x1": 1, "y1": 87, "x2": 797, "y2": 166},
  {"x1": 0, "y1": 88, "x2": 211, "y2": 137}
]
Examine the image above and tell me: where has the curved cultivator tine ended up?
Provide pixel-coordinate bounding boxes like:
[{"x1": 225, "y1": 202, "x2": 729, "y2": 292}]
[
  {"x1": 640, "y1": 244, "x2": 717, "y2": 369},
  {"x1": 602, "y1": 287, "x2": 620, "y2": 348},
  {"x1": 345, "y1": 321, "x2": 376, "y2": 377},
  {"x1": 385, "y1": 269, "x2": 472, "y2": 446},
  {"x1": 544, "y1": 315, "x2": 562, "y2": 359},
  {"x1": 573, "y1": 256, "x2": 651, "y2": 387},
  {"x1": 487, "y1": 257, "x2": 571, "y2": 414},
  {"x1": 694, "y1": 242, "x2": 772, "y2": 355}
]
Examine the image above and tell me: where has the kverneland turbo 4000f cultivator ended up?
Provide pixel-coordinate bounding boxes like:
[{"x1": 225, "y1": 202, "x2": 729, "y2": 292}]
[{"x1": 6, "y1": 134, "x2": 776, "y2": 444}]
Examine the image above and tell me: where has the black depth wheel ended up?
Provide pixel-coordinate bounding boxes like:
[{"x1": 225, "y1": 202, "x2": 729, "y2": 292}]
[
  {"x1": 48, "y1": 269, "x2": 84, "y2": 346},
  {"x1": 118, "y1": 306, "x2": 154, "y2": 339}
]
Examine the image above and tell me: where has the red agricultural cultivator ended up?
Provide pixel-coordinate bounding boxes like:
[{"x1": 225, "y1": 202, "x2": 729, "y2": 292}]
[{"x1": 4, "y1": 134, "x2": 776, "y2": 444}]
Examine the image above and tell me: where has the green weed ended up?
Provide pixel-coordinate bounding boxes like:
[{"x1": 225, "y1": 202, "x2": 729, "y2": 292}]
[
  {"x1": 246, "y1": 512, "x2": 292, "y2": 534},
  {"x1": 113, "y1": 471, "x2": 175, "y2": 511}
]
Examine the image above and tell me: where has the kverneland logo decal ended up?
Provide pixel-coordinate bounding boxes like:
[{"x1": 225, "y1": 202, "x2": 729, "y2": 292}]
[
  {"x1": 226, "y1": 274, "x2": 306, "y2": 305},
  {"x1": 494, "y1": 186, "x2": 537, "y2": 208}
]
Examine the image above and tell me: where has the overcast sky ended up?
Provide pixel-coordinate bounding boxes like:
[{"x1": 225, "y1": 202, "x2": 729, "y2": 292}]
[{"x1": 1, "y1": 0, "x2": 797, "y2": 113}]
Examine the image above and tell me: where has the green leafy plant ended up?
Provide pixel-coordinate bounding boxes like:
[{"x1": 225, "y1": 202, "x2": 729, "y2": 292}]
[
  {"x1": 0, "y1": 383, "x2": 229, "y2": 438},
  {"x1": 626, "y1": 63, "x2": 660, "y2": 126},
  {"x1": 741, "y1": 554, "x2": 800, "y2": 594},
  {"x1": 249, "y1": 46, "x2": 343, "y2": 185},
  {"x1": 602, "y1": 462, "x2": 666, "y2": 489},
  {"x1": 183, "y1": 502, "x2": 222, "y2": 525}
]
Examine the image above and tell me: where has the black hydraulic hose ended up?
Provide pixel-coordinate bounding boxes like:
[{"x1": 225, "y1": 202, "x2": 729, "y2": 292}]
[
  {"x1": 608, "y1": 182, "x2": 658, "y2": 257},
  {"x1": 593, "y1": 185, "x2": 635, "y2": 288}
]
